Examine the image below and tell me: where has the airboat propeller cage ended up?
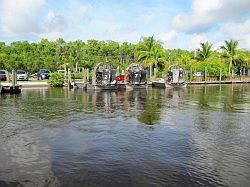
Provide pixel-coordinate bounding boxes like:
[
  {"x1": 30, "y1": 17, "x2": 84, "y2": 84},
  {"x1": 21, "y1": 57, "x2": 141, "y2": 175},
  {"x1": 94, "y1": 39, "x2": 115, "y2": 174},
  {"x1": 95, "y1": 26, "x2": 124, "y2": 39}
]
[
  {"x1": 167, "y1": 65, "x2": 185, "y2": 83},
  {"x1": 92, "y1": 62, "x2": 117, "y2": 86},
  {"x1": 126, "y1": 63, "x2": 147, "y2": 84}
]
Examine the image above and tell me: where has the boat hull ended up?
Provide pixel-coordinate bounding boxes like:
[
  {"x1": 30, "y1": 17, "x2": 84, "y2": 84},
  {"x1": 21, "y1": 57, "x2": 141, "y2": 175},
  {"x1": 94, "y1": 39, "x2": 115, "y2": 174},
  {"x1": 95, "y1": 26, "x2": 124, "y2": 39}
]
[
  {"x1": 166, "y1": 82, "x2": 187, "y2": 88},
  {"x1": 152, "y1": 81, "x2": 187, "y2": 88},
  {"x1": 152, "y1": 81, "x2": 166, "y2": 88},
  {"x1": 87, "y1": 84, "x2": 126, "y2": 90},
  {"x1": 126, "y1": 83, "x2": 148, "y2": 90}
]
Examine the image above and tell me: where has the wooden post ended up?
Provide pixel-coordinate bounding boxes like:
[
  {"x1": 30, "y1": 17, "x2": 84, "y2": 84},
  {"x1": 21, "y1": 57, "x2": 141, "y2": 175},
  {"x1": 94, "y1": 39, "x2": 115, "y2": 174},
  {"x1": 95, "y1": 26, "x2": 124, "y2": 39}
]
[
  {"x1": 240, "y1": 68, "x2": 242, "y2": 81},
  {"x1": 82, "y1": 68, "x2": 86, "y2": 83},
  {"x1": 68, "y1": 68, "x2": 71, "y2": 89},
  {"x1": 86, "y1": 68, "x2": 89, "y2": 82},
  {"x1": 243, "y1": 67, "x2": 245, "y2": 82},
  {"x1": 219, "y1": 67, "x2": 222, "y2": 83},
  {"x1": 15, "y1": 70, "x2": 17, "y2": 85},
  {"x1": 64, "y1": 66, "x2": 67, "y2": 78},
  {"x1": 149, "y1": 64, "x2": 152, "y2": 81},
  {"x1": 6, "y1": 71, "x2": 10, "y2": 83},
  {"x1": 189, "y1": 67, "x2": 193, "y2": 83},
  {"x1": 204, "y1": 67, "x2": 207, "y2": 83},
  {"x1": 75, "y1": 62, "x2": 78, "y2": 73},
  {"x1": 11, "y1": 70, "x2": 15, "y2": 88},
  {"x1": 153, "y1": 67, "x2": 157, "y2": 81},
  {"x1": 117, "y1": 66, "x2": 120, "y2": 75},
  {"x1": 231, "y1": 69, "x2": 234, "y2": 83}
]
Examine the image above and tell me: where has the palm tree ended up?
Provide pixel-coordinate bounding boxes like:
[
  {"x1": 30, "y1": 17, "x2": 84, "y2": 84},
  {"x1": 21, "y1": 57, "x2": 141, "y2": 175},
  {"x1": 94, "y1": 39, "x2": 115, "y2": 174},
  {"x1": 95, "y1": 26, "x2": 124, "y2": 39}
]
[
  {"x1": 136, "y1": 36, "x2": 165, "y2": 79},
  {"x1": 196, "y1": 42, "x2": 213, "y2": 81},
  {"x1": 221, "y1": 39, "x2": 239, "y2": 77},
  {"x1": 197, "y1": 42, "x2": 213, "y2": 61}
]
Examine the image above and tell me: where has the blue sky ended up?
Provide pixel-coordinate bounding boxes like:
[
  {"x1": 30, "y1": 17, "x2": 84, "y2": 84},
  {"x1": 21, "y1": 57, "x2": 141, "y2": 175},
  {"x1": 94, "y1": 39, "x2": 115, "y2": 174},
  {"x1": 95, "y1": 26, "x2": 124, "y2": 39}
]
[{"x1": 0, "y1": 0, "x2": 250, "y2": 49}]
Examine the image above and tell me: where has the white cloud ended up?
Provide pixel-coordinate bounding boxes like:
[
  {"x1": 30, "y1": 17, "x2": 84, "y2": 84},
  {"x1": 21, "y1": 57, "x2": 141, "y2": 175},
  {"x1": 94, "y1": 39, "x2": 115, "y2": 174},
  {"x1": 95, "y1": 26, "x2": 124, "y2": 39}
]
[
  {"x1": 39, "y1": 31, "x2": 66, "y2": 40},
  {"x1": 159, "y1": 17, "x2": 250, "y2": 50},
  {"x1": 0, "y1": 0, "x2": 46, "y2": 35},
  {"x1": 159, "y1": 30, "x2": 177, "y2": 48},
  {"x1": 173, "y1": 0, "x2": 250, "y2": 33},
  {"x1": 38, "y1": 11, "x2": 68, "y2": 40},
  {"x1": 44, "y1": 11, "x2": 67, "y2": 32},
  {"x1": 165, "y1": 0, "x2": 250, "y2": 50},
  {"x1": 220, "y1": 20, "x2": 250, "y2": 36},
  {"x1": 0, "y1": 0, "x2": 249, "y2": 50},
  {"x1": 189, "y1": 34, "x2": 208, "y2": 49},
  {"x1": 158, "y1": 31, "x2": 208, "y2": 50},
  {"x1": 0, "y1": 0, "x2": 88, "y2": 41},
  {"x1": 215, "y1": 19, "x2": 250, "y2": 49},
  {"x1": 78, "y1": 5, "x2": 88, "y2": 14}
]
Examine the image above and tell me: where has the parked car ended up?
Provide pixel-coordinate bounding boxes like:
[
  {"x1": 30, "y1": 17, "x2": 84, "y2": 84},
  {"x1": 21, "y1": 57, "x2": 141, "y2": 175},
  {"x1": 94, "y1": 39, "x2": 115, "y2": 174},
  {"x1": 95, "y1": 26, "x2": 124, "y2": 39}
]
[
  {"x1": 0, "y1": 70, "x2": 8, "y2": 81},
  {"x1": 17, "y1": 70, "x2": 29, "y2": 81},
  {"x1": 37, "y1": 69, "x2": 51, "y2": 80},
  {"x1": 193, "y1": 72, "x2": 203, "y2": 77},
  {"x1": 30, "y1": 73, "x2": 38, "y2": 78}
]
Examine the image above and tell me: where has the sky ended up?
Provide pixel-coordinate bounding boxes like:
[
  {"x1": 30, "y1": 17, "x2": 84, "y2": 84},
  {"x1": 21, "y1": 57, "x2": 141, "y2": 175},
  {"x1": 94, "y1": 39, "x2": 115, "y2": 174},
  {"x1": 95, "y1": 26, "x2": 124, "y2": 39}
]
[{"x1": 0, "y1": 0, "x2": 250, "y2": 50}]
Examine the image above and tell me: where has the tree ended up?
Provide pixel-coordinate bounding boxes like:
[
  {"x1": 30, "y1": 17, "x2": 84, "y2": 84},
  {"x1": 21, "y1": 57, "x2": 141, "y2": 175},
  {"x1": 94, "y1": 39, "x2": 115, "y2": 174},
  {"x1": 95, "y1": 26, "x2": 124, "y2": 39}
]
[
  {"x1": 119, "y1": 42, "x2": 135, "y2": 68},
  {"x1": 221, "y1": 39, "x2": 239, "y2": 77},
  {"x1": 0, "y1": 37, "x2": 249, "y2": 79},
  {"x1": 136, "y1": 36, "x2": 166, "y2": 79},
  {"x1": 197, "y1": 41, "x2": 213, "y2": 61}
]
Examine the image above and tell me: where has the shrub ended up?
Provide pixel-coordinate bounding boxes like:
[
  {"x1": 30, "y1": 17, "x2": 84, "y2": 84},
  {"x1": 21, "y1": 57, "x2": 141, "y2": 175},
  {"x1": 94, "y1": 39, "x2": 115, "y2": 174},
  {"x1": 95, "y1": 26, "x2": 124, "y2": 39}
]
[
  {"x1": 72, "y1": 72, "x2": 83, "y2": 79},
  {"x1": 49, "y1": 72, "x2": 65, "y2": 87}
]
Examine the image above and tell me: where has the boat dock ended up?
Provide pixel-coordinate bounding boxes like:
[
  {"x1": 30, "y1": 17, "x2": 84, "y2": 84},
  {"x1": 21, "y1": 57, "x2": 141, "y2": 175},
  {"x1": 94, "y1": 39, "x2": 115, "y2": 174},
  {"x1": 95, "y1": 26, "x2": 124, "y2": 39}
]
[
  {"x1": 187, "y1": 79, "x2": 250, "y2": 85},
  {"x1": 0, "y1": 70, "x2": 22, "y2": 94},
  {"x1": 0, "y1": 83, "x2": 21, "y2": 94}
]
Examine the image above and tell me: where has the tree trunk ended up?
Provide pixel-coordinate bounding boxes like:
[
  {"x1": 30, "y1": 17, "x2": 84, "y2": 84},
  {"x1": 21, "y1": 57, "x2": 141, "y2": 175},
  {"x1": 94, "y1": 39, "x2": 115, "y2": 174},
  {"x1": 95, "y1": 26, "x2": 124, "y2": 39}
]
[
  {"x1": 154, "y1": 62, "x2": 158, "y2": 80},
  {"x1": 229, "y1": 57, "x2": 232, "y2": 79},
  {"x1": 219, "y1": 67, "x2": 222, "y2": 82},
  {"x1": 149, "y1": 64, "x2": 152, "y2": 81}
]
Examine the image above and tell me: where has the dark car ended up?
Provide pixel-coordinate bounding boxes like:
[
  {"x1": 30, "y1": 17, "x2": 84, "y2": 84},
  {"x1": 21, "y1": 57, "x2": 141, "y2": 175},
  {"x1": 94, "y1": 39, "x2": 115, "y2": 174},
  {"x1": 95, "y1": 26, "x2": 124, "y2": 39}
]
[
  {"x1": 0, "y1": 70, "x2": 8, "y2": 81},
  {"x1": 37, "y1": 69, "x2": 51, "y2": 80}
]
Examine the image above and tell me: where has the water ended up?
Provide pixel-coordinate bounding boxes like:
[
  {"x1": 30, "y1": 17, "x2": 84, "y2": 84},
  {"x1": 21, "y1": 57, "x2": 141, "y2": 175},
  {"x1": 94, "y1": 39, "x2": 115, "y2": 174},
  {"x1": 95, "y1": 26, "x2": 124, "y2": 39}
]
[{"x1": 0, "y1": 84, "x2": 249, "y2": 187}]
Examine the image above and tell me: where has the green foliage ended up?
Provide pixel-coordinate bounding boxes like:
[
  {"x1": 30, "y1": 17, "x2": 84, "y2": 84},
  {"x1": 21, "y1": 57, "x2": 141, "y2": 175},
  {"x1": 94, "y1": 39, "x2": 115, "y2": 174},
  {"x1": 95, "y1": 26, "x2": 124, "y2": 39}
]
[
  {"x1": 221, "y1": 39, "x2": 239, "y2": 57},
  {"x1": 49, "y1": 72, "x2": 65, "y2": 87},
  {"x1": 0, "y1": 38, "x2": 249, "y2": 79},
  {"x1": 72, "y1": 72, "x2": 83, "y2": 79},
  {"x1": 136, "y1": 36, "x2": 166, "y2": 69},
  {"x1": 201, "y1": 56, "x2": 228, "y2": 77},
  {"x1": 197, "y1": 42, "x2": 213, "y2": 61},
  {"x1": 221, "y1": 39, "x2": 239, "y2": 76}
]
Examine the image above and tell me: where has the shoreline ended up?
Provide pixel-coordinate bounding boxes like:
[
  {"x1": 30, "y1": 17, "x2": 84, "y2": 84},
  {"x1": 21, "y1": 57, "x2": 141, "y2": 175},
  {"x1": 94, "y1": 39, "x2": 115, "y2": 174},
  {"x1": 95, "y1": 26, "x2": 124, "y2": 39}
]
[
  {"x1": 1, "y1": 80, "x2": 249, "y2": 89},
  {"x1": 187, "y1": 80, "x2": 250, "y2": 85}
]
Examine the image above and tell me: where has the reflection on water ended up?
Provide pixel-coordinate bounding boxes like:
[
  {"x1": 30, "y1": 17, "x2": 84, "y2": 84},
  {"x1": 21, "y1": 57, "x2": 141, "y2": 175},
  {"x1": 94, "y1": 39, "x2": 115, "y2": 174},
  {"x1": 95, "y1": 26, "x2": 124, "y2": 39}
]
[{"x1": 0, "y1": 84, "x2": 249, "y2": 186}]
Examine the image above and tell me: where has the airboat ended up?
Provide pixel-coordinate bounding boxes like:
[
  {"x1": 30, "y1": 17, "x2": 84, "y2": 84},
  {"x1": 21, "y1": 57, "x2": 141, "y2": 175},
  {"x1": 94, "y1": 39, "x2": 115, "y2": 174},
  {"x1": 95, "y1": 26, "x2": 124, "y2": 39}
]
[
  {"x1": 125, "y1": 63, "x2": 148, "y2": 89},
  {"x1": 152, "y1": 65, "x2": 187, "y2": 88},
  {"x1": 87, "y1": 62, "x2": 126, "y2": 90}
]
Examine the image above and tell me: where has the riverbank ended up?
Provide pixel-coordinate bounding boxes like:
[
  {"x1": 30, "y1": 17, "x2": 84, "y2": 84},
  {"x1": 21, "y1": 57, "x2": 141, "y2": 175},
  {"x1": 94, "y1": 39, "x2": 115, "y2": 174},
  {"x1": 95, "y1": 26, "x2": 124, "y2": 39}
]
[
  {"x1": 0, "y1": 81, "x2": 49, "y2": 88},
  {"x1": 1, "y1": 78, "x2": 250, "y2": 89}
]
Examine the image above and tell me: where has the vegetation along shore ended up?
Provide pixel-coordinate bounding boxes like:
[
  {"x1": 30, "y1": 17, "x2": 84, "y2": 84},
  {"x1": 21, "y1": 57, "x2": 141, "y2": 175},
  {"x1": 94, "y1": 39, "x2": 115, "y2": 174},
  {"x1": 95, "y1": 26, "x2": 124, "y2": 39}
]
[{"x1": 0, "y1": 36, "x2": 250, "y2": 82}]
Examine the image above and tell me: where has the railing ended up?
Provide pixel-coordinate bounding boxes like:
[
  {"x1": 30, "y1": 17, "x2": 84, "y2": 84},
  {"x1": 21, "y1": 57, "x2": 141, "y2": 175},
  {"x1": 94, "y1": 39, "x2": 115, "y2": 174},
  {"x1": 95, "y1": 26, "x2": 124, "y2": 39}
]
[{"x1": 188, "y1": 76, "x2": 250, "y2": 84}]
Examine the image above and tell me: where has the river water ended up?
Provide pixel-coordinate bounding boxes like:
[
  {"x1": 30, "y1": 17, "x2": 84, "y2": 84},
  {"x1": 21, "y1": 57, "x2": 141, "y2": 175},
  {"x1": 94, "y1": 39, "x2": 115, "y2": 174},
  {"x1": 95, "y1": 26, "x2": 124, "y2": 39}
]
[{"x1": 0, "y1": 84, "x2": 249, "y2": 187}]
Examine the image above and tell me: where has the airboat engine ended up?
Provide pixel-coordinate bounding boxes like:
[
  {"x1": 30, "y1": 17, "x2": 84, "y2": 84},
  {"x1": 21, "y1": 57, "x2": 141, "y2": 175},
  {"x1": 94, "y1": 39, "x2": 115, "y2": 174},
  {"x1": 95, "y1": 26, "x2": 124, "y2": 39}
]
[
  {"x1": 93, "y1": 62, "x2": 117, "y2": 86},
  {"x1": 126, "y1": 63, "x2": 147, "y2": 85},
  {"x1": 166, "y1": 65, "x2": 186, "y2": 84}
]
